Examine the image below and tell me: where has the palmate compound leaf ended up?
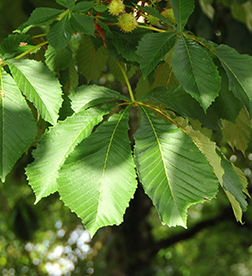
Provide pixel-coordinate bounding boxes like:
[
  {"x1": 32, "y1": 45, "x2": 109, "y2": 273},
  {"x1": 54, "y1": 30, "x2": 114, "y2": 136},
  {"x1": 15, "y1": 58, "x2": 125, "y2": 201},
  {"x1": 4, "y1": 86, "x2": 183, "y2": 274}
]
[
  {"x1": 26, "y1": 104, "x2": 114, "y2": 203},
  {"x1": 171, "y1": 36, "x2": 221, "y2": 112},
  {"x1": 0, "y1": 67, "x2": 37, "y2": 182},
  {"x1": 8, "y1": 59, "x2": 63, "y2": 126},
  {"x1": 57, "y1": 106, "x2": 137, "y2": 237},
  {"x1": 134, "y1": 106, "x2": 219, "y2": 227}
]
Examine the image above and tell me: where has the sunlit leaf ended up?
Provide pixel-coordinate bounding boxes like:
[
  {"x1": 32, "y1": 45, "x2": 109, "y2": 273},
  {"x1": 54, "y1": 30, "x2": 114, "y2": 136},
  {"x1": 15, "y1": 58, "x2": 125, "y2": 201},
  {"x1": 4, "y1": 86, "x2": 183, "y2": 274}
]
[
  {"x1": 26, "y1": 105, "x2": 113, "y2": 203},
  {"x1": 8, "y1": 59, "x2": 63, "y2": 125},
  {"x1": 58, "y1": 106, "x2": 137, "y2": 237},
  {"x1": 134, "y1": 107, "x2": 219, "y2": 227},
  {"x1": 0, "y1": 68, "x2": 37, "y2": 182}
]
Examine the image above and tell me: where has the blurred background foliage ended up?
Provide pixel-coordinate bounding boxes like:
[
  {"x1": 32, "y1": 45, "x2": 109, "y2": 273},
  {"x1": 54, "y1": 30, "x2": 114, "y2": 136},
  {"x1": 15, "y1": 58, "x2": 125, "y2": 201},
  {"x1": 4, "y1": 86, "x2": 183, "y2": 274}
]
[{"x1": 1, "y1": 0, "x2": 252, "y2": 275}]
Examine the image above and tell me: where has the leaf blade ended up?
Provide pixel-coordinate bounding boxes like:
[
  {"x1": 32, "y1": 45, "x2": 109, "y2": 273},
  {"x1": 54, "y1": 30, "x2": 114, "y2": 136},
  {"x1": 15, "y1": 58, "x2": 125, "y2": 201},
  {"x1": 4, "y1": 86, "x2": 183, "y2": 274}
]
[
  {"x1": 58, "y1": 107, "x2": 137, "y2": 237},
  {"x1": 134, "y1": 107, "x2": 219, "y2": 227},
  {"x1": 26, "y1": 105, "x2": 112, "y2": 203},
  {"x1": 8, "y1": 59, "x2": 63, "y2": 125},
  {"x1": 137, "y1": 32, "x2": 177, "y2": 78},
  {"x1": 0, "y1": 68, "x2": 37, "y2": 182},
  {"x1": 171, "y1": 36, "x2": 221, "y2": 111}
]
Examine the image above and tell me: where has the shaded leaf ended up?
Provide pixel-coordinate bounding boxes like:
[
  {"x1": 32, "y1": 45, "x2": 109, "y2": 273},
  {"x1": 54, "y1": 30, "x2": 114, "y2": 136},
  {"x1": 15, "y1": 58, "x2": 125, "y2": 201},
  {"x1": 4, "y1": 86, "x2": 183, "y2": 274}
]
[
  {"x1": 56, "y1": 0, "x2": 75, "y2": 9},
  {"x1": 72, "y1": 1, "x2": 96, "y2": 12},
  {"x1": 26, "y1": 105, "x2": 113, "y2": 203},
  {"x1": 222, "y1": 107, "x2": 252, "y2": 155},
  {"x1": 58, "y1": 106, "x2": 137, "y2": 237},
  {"x1": 137, "y1": 32, "x2": 177, "y2": 78},
  {"x1": 8, "y1": 59, "x2": 63, "y2": 125},
  {"x1": 111, "y1": 29, "x2": 148, "y2": 63},
  {"x1": 134, "y1": 107, "x2": 219, "y2": 227},
  {"x1": 20, "y1": 8, "x2": 62, "y2": 30},
  {"x1": 171, "y1": 36, "x2": 221, "y2": 112},
  {"x1": 214, "y1": 44, "x2": 252, "y2": 116},
  {"x1": 45, "y1": 45, "x2": 73, "y2": 71},
  {"x1": 69, "y1": 84, "x2": 128, "y2": 113},
  {"x1": 0, "y1": 68, "x2": 37, "y2": 182},
  {"x1": 140, "y1": 86, "x2": 219, "y2": 130},
  {"x1": 170, "y1": 0, "x2": 195, "y2": 31},
  {"x1": 47, "y1": 15, "x2": 72, "y2": 50},
  {"x1": 77, "y1": 36, "x2": 108, "y2": 83},
  {"x1": 0, "y1": 34, "x2": 34, "y2": 60},
  {"x1": 70, "y1": 13, "x2": 95, "y2": 35}
]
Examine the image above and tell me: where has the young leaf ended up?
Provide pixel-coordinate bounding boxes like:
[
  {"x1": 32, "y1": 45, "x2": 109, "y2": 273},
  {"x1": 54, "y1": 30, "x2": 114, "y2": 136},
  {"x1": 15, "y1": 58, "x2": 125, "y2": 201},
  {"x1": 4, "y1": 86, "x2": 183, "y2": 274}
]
[
  {"x1": 214, "y1": 44, "x2": 252, "y2": 117},
  {"x1": 170, "y1": 0, "x2": 195, "y2": 31},
  {"x1": 222, "y1": 107, "x2": 252, "y2": 155},
  {"x1": 0, "y1": 68, "x2": 37, "y2": 182},
  {"x1": 134, "y1": 107, "x2": 219, "y2": 228},
  {"x1": 70, "y1": 13, "x2": 95, "y2": 35},
  {"x1": 69, "y1": 84, "x2": 129, "y2": 113},
  {"x1": 137, "y1": 32, "x2": 177, "y2": 78},
  {"x1": 47, "y1": 15, "x2": 72, "y2": 50},
  {"x1": 171, "y1": 36, "x2": 221, "y2": 112},
  {"x1": 72, "y1": 1, "x2": 96, "y2": 12},
  {"x1": 26, "y1": 105, "x2": 113, "y2": 203},
  {"x1": 56, "y1": 0, "x2": 75, "y2": 9},
  {"x1": 77, "y1": 36, "x2": 108, "y2": 83},
  {"x1": 8, "y1": 59, "x2": 63, "y2": 126},
  {"x1": 58, "y1": 106, "x2": 138, "y2": 237}
]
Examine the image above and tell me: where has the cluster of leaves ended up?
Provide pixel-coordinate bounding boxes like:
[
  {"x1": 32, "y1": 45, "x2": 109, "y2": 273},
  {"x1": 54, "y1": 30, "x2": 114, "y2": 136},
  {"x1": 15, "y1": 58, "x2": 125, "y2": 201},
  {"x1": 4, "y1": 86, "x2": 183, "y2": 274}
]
[{"x1": 1, "y1": 0, "x2": 252, "y2": 237}]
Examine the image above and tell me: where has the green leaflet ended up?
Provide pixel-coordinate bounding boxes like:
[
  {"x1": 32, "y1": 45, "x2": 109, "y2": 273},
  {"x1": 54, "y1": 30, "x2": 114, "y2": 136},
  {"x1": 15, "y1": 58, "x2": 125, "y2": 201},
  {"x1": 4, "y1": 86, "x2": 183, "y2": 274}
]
[
  {"x1": 170, "y1": 0, "x2": 195, "y2": 31},
  {"x1": 56, "y1": 0, "x2": 75, "y2": 9},
  {"x1": 26, "y1": 105, "x2": 114, "y2": 203},
  {"x1": 218, "y1": 150, "x2": 248, "y2": 213},
  {"x1": 171, "y1": 36, "x2": 221, "y2": 112},
  {"x1": 18, "y1": 8, "x2": 62, "y2": 32},
  {"x1": 69, "y1": 84, "x2": 128, "y2": 113},
  {"x1": 8, "y1": 59, "x2": 63, "y2": 126},
  {"x1": 137, "y1": 32, "x2": 177, "y2": 78},
  {"x1": 0, "y1": 34, "x2": 34, "y2": 60},
  {"x1": 111, "y1": 29, "x2": 148, "y2": 63},
  {"x1": 214, "y1": 44, "x2": 252, "y2": 117},
  {"x1": 47, "y1": 14, "x2": 72, "y2": 50},
  {"x1": 140, "y1": 86, "x2": 219, "y2": 130},
  {"x1": 70, "y1": 13, "x2": 95, "y2": 35},
  {"x1": 76, "y1": 36, "x2": 108, "y2": 83},
  {"x1": 71, "y1": 1, "x2": 96, "y2": 12},
  {"x1": 45, "y1": 45, "x2": 73, "y2": 71},
  {"x1": 134, "y1": 107, "x2": 219, "y2": 228},
  {"x1": 58, "y1": 106, "x2": 137, "y2": 237},
  {"x1": 0, "y1": 67, "x2": 37, "y2": 182},
  {"x1": 222, "y1": 107, "x2": 252, "y2": 155}
]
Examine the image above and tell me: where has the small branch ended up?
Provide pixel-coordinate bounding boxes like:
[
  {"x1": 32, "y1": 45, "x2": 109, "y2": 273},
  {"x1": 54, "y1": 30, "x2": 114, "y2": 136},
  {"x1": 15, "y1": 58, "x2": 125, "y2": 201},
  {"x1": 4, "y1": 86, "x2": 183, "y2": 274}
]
[
  {"x1": 14, "y1": 41, "x2": 48, "y2": 60},
  {"x1": 117, "y1": 61, "x2": 136, "y2": 103}
]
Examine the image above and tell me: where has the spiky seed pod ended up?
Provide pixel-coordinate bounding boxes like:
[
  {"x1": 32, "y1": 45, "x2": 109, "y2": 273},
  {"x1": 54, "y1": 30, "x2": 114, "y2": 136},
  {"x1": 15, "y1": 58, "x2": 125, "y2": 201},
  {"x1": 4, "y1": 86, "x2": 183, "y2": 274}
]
[
  {"x1": 118, "y1": 13, "x2": 138, "y2": 33},
  {"x1": 108, "y1": 0, "x2": 125, "y2": 16}
]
